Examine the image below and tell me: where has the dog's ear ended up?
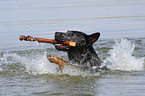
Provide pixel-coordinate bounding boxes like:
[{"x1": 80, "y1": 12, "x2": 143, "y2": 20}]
[{"x1": 88, "y1": 32, "x2": 100, "y2": 44}]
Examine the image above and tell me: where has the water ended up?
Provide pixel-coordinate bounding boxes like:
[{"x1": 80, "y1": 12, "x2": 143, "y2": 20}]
[
  {"x1": 105, "y1": 38, "x2": 144, "y2": 71},
  {"x1": 0, "y1": 0, "x2": 145, "y2": 95}
]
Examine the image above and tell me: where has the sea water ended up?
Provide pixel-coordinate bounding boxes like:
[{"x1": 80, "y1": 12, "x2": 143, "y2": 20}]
[
  {"x1": 0, "y1": 0, "x2": 145, "y2": 95},
  {"x1": 0, "y1": 38, "x2": 145, "y2": 95}
]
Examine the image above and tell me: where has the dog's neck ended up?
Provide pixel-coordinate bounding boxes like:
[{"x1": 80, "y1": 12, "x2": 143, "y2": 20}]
[{"x1": 67, "y1": 46, "x2": 102, "y2": 67}]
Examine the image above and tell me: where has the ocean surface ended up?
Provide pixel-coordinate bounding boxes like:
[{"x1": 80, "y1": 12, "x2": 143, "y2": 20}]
[{"x1": 0, "y1": 0, "x2": 145, "y2": 96}]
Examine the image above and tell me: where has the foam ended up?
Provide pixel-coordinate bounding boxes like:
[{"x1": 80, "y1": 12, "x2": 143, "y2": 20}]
[
  {"x1": 104, "y1": 38, "x2": 144, "y2": 71},
  {"x1": 1, "y1": 52, "x2": 100, "y2": 77}
]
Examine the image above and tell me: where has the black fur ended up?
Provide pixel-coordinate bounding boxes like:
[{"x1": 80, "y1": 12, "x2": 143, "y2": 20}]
[{"x1": 55, "y1": 30, "x2": 106, "y2": 71}]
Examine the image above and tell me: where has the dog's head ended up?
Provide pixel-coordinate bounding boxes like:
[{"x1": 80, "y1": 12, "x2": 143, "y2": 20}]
[{"x1": 54, "y1": 30, "x2": 100, "y2": 51}]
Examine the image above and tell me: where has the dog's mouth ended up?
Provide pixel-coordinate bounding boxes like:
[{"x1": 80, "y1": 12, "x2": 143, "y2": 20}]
[
  {"x1": 54, "y1": 32, "x2": 74, "y2": 50},
  {"x1": 55, "y1": 43, "x2": 70, "y2": 50}
]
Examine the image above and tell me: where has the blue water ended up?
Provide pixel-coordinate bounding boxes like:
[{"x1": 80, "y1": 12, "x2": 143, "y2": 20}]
[{"x1": 0, "y1": 0, "x2": 145, "y2": 95}]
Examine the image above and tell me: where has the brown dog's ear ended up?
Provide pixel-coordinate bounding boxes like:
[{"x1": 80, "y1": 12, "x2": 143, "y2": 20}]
[{"x1": 88, "y1": 32, "x2": 100, "y2": 44}]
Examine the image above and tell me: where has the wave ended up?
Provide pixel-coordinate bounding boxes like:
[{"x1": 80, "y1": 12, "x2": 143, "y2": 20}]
[{"x1": 104, "y1": 38, "x2": 144, "y2": 71}]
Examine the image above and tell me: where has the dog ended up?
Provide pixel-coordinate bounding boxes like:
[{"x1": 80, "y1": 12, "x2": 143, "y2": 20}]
[{"x1": 47, "y1": 30, "x2": 107, "y2": 72}]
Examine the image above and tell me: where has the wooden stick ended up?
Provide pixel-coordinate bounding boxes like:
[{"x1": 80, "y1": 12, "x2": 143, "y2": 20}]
[{"x1": 19, "y1": 35, "x2": 76, "y2": 47}]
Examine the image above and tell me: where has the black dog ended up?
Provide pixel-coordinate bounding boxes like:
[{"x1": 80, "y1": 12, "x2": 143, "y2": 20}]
[{"x1": 52, "y1": 30, "x2": 107, "y2": 71}]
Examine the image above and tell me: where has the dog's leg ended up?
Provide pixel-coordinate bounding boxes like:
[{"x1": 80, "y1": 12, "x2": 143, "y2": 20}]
[{"x1": 47, "y1": 55, "x2": 70, "y2": 70}]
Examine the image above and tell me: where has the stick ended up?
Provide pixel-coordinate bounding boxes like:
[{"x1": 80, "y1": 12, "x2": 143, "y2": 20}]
[{"x1": 19, "y1": 35, "x2": 76, "y2": 47}]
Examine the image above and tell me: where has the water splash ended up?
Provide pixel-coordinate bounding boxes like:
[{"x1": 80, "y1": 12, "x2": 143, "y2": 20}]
[
  {"x1": 104, "y1": 38, "x2": 144, "y2": 71},
  {"x1": 22, "y1": 53, "x2": 59, "y2": 75},
  {"x1": 2, "y1": 38, "x2": 143, "y2": 76},
  {"x1": 0, "y1": 52, "x2": 100, "y2": 77}
]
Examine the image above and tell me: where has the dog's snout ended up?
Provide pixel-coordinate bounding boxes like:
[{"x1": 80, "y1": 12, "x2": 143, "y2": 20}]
[
  {"x1": 55, "y1": 32, "x2": 66, "y2": 42},
  {"x1": 55, "y1": 32, "x2": 62, "y2": 40}
]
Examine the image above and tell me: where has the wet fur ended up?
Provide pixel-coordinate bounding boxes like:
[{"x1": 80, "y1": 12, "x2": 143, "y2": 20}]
[{"x1": 54, "y1": 30, "x2": 106, "y2": 70}]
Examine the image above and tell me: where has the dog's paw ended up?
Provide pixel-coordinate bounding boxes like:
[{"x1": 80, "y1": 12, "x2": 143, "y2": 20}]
[{"x1": 47, "y1": 55, "x2": 70, "y2": 69}]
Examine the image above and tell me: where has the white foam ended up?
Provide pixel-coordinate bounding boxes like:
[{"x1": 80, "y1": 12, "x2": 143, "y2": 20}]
[
  {"x1": 22, "y1": 54, "x2": 58, "y2": 75},
  {"x1": 23, "y1": 55, "x2": 100, "y2": 76},
  {"x1": 104, "y1": 38, "x2": 144, "y2": 71},
  {"x1": 1, "y1": 52, "x2": 100, "y2": 76},
  {"x1": 1, "y1": 52, "x2": 58, "y2": 75}
]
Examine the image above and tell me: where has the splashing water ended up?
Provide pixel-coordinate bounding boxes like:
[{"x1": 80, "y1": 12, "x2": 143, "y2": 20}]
[
  {"x1": 104, "y1": 38, "x2": 144, "y2": 71},
  {"x1": 0, "y1": 52, "x2": 100, "y2": 77},
  {"x1": 1, "y1": 38, "x2": 143, "y2": 76},
  {"x1": 22, "y1": 53, "x2": 59, "y2": 75},
  {"x1": 0, "y1": 52, "x2": 56, "y2": 74}
]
